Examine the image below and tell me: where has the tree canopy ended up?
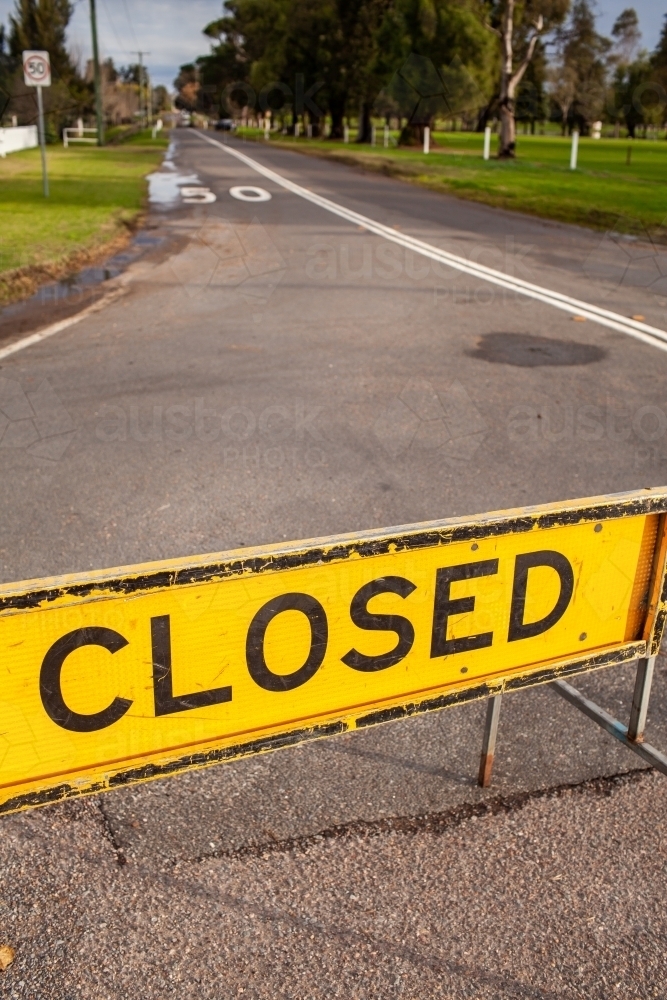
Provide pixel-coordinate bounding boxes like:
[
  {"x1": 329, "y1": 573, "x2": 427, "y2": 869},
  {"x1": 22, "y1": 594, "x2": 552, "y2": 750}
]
[
  {"x1": 9, "y1": 0, "x2": 78, "y2": 82},
  {"x1": 177, "y1": 1, "x2": 667, "y2": 144}
]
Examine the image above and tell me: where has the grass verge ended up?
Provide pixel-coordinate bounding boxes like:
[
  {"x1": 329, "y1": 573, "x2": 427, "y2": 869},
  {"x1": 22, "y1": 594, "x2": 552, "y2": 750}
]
[
  {"x1": 237, "y1": 129, "x2": 667, "y2": 238},
  {"x1": 0, "y1": 129, "x2": 169, "y2": 305}
]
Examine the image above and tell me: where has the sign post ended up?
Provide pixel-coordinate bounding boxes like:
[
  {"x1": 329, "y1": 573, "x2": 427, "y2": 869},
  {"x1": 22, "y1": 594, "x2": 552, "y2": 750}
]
[
  {"x1": 1, "y1": 488, "x2": 667, "y2": 815},
  {"x1": 22, "y1": 50, "x2": 51, "y2": 197}
]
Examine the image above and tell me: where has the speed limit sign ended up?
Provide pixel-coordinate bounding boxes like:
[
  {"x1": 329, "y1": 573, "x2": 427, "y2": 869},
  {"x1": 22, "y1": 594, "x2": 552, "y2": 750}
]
[{"x1": 23, "y1": 50, "x2": 51, "y2": 88}]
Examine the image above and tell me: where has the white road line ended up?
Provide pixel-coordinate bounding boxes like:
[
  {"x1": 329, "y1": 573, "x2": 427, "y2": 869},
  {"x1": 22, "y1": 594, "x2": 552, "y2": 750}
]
[
  {"x1": 0, "y1": 286, "x2": 126, "y2": 363},
  {"x1": 196, "y1": 130, "x2": 667, "y2": 354}
]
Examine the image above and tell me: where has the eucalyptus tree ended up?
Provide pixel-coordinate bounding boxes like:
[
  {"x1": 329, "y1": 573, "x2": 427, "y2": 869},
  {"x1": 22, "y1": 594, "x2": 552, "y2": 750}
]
[{"x1": 482, "y1": 0, "x2": 569, "y2": 156}]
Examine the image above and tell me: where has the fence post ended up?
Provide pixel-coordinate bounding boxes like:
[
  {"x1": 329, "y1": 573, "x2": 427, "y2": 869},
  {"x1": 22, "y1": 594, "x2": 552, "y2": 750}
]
[
  {"x1": 570, "y1": 129, "x2": 579, "y2": 170},
  {"x1": 483, "y1": 125, "x2": 491, "y2": 160},
  {"x1": 423, "y1": 126, "x2": 430, "y2": 154}
]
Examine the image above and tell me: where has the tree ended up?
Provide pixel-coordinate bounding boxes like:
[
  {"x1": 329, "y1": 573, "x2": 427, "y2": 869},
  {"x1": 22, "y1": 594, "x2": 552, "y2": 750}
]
[
  {"x1": 0, "y1": 26, "x2": 13, "y2": 122},
  {"x1": 516, "y1": 38, "x2": 548, "y2": 132},
  {"x1": 611, "y1": 7, "x2": 640, "y2": 66},
  {"x1": 7, "y1": 0, "x2": 88, "y2": 135},
  {"x1": 652, "y1": 13, "x2": 667, "y2": 102},
  {"x1": 197, "y1": 0, "x2": 392, "y2": 138},
  {"x1": 547, "y1": 58, "x2": 576, "y2": 132},
  {"x1": 483, "y1": 0, "x2": 570, "y2": 158},
  {"x1": 9, "y1": 0, "x2": 77, "y2": 83},
  {"x1": 174, "y1": 64, "x2": 200, "y2": 111},
  {"x1": 329, "y1": 0, "x2": 392, "y2": 141},
  {"x1": 386, "y1": 0, "x2": 496, "y2": 145},
  {"x1": 152, "y1": 85, "x2": 171, "y2": 114},
  {"x1": 612, "y1": 54, "x2": 657, "y2": 138},
  {"x1": 554, "y1": 0, "x2": 610, "y2": 134},
  {"x1": 120, "y1": 64, "x2": 143, "y2": 86}
]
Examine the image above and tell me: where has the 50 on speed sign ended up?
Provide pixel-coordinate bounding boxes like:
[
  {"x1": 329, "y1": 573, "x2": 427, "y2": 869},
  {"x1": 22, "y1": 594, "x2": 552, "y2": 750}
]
[{"x1": 23, "y1": 50, "x2": 51, "y2": 88}]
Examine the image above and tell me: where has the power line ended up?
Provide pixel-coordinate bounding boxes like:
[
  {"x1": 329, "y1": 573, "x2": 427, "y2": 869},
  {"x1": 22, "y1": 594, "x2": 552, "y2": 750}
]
[
  {"x1": 121, "y1": 0, "x2": 139, "y2": 50},
  {"x1": 99, "y1": 0, "x2": 127, "y2": 56}
]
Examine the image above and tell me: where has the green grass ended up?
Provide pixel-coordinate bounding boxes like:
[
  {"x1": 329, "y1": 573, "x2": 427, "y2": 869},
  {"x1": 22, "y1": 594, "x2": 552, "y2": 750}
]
[
  {"x1": 238, "y1": 128, "x2": 667, "y2": 236},
  {"x1": 0, "y1": 130, "x2": 169, "y2": 294}
]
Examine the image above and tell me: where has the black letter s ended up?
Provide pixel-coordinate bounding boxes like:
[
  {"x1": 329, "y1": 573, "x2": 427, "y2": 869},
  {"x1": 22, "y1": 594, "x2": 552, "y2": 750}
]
[{"x1": 342, "y1": 576, "x2": 416, "y2": 672}]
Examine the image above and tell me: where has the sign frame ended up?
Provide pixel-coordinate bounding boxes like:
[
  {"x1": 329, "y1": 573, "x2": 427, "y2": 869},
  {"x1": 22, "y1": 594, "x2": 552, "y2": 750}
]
[{"x1": 1, "y1": 487, "x2": 667, "y2": 815}]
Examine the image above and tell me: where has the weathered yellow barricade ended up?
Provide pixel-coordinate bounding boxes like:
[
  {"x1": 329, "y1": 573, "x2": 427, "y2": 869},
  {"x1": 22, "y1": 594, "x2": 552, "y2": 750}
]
[{"x1": 1, "y1": 487, "x2": 666, "y2": 814}]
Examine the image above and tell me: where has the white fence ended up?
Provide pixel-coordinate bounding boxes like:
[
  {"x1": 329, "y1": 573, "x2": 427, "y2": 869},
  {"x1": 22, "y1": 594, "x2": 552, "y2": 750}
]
[
  {"x1": 0, "y1": 125, "x2": 38, "y2": 157},
  {"x1": 63, "y1": 121, "x2": 97, "y2": 147}
]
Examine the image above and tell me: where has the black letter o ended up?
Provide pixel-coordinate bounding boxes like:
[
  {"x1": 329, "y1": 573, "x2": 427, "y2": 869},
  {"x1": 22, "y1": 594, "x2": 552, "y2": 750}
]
[
  {"x1": 246, "y1": 593, "x2": 328, "y2": 691},
  {"x1": 40, "y1": 627, "x2": 132, "y2": 732}
]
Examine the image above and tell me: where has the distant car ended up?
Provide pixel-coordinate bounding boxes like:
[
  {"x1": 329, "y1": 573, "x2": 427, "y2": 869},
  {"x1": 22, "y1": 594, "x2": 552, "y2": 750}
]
[
  {"x1": 214, "y1": 118, "x2": 236, "y2": 131},
  {"x1": 179, "y1": 111, "x2": 191, "y2": 126}
]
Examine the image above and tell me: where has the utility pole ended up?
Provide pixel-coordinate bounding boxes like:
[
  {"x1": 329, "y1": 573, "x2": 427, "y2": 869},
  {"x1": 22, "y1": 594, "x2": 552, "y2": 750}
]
[
  {"x1": 131, "y1": 52, "x2": 151, "y2": 126},
  {"x1": 89, "y1": 0, "x2": 104, "y2": 145}
]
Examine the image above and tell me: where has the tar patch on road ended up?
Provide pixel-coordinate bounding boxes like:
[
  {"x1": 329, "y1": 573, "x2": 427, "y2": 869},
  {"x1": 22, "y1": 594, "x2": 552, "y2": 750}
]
[{"x1": 468, "y1": 333, "x2": 607, "y2": 368}]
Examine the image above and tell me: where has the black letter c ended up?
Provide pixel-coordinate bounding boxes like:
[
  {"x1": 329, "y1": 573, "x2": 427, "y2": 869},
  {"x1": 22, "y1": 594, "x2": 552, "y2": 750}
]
[{"x1": 40, "y1": 627, "x2": 132, "y2": 732}]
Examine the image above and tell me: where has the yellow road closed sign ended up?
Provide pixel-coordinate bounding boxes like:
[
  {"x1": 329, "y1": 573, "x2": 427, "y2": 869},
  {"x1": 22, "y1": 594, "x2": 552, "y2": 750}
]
[{"x1": 1, "y1": 488, "x2": 666, "y2": 815}]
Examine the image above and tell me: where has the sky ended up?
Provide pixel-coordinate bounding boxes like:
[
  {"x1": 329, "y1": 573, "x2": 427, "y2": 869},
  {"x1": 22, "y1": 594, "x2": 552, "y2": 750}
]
[{"x1": 0, "y1": 0, "x2": 664, "y2": 91}]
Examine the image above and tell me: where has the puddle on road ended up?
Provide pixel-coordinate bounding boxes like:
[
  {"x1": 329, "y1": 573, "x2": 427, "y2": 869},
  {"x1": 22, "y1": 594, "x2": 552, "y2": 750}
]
[
  {"x1": 147, "y1": 169, "x2": 202, "y2": 207},
  {"x1": 0, "y1": 142, "x2": 205, "y2": 342},
  {"x1": 147, "y1": 140, "x2": 201, "y2": 208},
  {"x1": 0, "y1": 231, "x2": 166, "y2": 340}
]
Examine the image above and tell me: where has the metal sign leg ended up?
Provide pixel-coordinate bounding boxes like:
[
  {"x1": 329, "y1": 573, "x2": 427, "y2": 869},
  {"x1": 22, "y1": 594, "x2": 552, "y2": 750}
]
[
  {"x1": 553, "y1": 663, "x2": 667, "y2": 776},
  {"x1": 628, "y1": 656, "x2": 656, "y2": 742},
  {"x1": 478, "y1": 694, "x2": 502, "y2": 788}
]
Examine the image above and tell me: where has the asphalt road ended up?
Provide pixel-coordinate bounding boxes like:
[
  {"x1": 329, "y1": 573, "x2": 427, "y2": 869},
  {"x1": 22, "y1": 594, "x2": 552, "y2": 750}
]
[{"x1": 1, "y1": 129, "x2": 667, "y2": 996}]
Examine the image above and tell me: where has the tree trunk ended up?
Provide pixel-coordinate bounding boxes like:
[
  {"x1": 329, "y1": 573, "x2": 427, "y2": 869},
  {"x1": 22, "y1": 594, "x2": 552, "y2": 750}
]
[
  {"x1": 498, "y1": 94, "x2": 516, "y2": 157},
  {"x1": 356, "y1": 101, "x2": 372, "y2": 143},
  {"x1": 498, "y1": 0, "x2": 517, "y2": 158},
  {"x1": 329, "y1": 95, "x2": 345, "y2": 139},
  {"x1": 309, "y1": 111, "x2": 321, "y2": 137},
  {"x1": 398, "y1": 123, "x2": 423, "y2": 146},
  {"x1": 496, "y1": 0, "x2": 543, "y2": 159}
]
